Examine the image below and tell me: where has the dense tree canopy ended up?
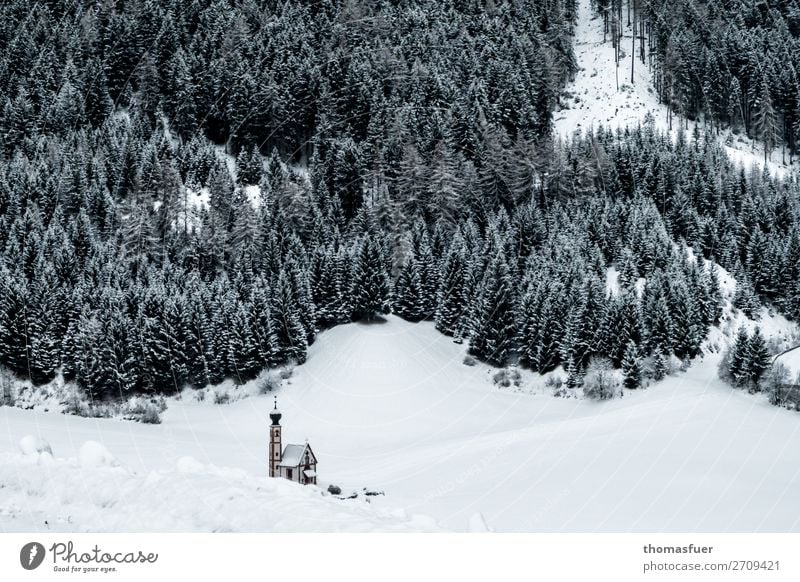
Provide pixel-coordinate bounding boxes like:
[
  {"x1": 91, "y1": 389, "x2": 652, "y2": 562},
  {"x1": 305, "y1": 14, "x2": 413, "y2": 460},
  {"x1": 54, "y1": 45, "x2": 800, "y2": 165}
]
[{"x1": 0, "y1": 0, "x2": 798, "y2": 408}]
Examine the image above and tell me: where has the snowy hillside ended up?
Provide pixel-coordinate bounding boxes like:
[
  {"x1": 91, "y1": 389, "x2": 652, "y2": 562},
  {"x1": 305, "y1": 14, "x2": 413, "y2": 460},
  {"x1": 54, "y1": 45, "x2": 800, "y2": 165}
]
[
  {"x1": 706, "y1": 263, "x2": 798, "y2": 354},
  {"x1": 3, "y1": 316, "x2": 800, "y2": 532},
  {"x1": 555, "y1": 0, "x2": 795, "y2": 179}
]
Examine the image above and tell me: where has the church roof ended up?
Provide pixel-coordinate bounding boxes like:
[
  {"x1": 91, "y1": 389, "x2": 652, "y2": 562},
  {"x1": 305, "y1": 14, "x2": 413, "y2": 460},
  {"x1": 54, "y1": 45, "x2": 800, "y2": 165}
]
[{"x1": 278, "y1": 443, "x2": 316, "y2": 467}]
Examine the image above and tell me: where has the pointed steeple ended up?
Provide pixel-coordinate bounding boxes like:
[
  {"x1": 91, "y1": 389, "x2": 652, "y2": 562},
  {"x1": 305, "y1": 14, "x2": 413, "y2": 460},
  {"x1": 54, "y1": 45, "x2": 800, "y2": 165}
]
[{"x1": 268, "y1": 396, "x2": 282, "y2": 478}]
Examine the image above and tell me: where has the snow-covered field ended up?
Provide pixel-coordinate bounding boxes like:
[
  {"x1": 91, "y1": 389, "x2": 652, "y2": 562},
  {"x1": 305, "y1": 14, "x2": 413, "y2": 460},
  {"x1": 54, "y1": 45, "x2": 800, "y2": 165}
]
[
  {"x1": 555, "y1": 0, "x2": 795, "y2": 179},
  {"x1": 3, "y1": 315, "x2": 800, "y2": 532}
]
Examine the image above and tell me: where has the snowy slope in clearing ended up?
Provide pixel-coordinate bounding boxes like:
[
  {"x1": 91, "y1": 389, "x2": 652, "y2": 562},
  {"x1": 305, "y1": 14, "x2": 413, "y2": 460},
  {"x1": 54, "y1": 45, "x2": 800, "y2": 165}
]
[
  {"x1": 3, "y1": 316, "x2": 800, "y2": 532},
  {"x1": 555, "y1": 0, "x2": 794, "y2": 179},
  {"x1": 701, "y1": 258, "x2": 798, "y2": 355},
  {"x1": 678, "y1": 246, "x2": 799, "y2": 355},
  {"x1": 606, "y1": 247, "x2": 799, "y2": 356}
]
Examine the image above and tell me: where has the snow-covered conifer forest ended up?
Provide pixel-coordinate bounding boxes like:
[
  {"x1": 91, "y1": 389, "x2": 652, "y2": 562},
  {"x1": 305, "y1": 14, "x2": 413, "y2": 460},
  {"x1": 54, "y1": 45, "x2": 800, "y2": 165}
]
[{"x1": 2, "y1": 0, "x2": 800, "y2": 532}]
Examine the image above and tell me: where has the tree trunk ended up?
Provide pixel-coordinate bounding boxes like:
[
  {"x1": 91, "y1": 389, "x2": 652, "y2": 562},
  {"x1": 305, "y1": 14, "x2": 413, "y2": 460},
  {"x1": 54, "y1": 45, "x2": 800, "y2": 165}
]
[{"x1": 631, "y1": 16, "x2": 635, "y2": 84}]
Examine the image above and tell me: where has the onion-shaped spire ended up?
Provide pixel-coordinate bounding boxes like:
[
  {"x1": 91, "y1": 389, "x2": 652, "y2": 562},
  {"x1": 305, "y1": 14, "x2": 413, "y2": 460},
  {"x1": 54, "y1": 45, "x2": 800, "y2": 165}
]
[{"x1": 269, "y1": 396, "x2": 282, "y2": 425}]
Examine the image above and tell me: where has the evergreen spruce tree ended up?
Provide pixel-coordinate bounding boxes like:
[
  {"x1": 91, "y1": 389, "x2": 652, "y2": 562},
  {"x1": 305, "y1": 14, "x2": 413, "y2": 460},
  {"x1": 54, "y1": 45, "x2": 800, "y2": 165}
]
[
  {"x1": 249, "y1": 284, "x2": 279, "y2": 368},
  {"x1": 733, "y1": 275, "x2": 761, "y2": 318},
  {"x1": 185, "y1": 293, "x2": 217, "y2": 388},
  {"x1": 393, "y1": 256, "x2": 425, "y2": 321},
  {"x1": 72, "y1": 310, "x2": 108, "y2": 400},
  {"x1": 435, "y1": 237, "x2": 467, "y2": 336},
  {"x1": 621, "y1": 341, "x2": 642, "y2": 389},
  {"x1": 25, "y1": 273, "x2": 60, "y2": 384},
  {"x1": 0, "y1": 268, "x2": 30, "y2": 378},
  {"x1": 237, "y1": 145, "x2": 263, "y2": 186},
  {"x1": 468, "y1": 253, "x2": 517, "y2": 367},
  {"x1": 727, "y1": 326, "x2": 750, "y2": 387},
  {"x1": 311, "y1": 246, "x2": 347, "y2": 328},
  {"x1": 535, "y1": 295, "x2": 564, "y2": 374},
  {"x1": 413, "y1": 229, "x2": 439, "y2": 318},
  {"x1": 97, "y1": 293, "x2": 139, "y2": 396},
  {"x1": 351, "y1": 235, "x2": 391, "y2": 321},
  {"x1": 745, "y1": 327, "x2": 771, "y2": 391},
  {"x1": 227, "y1": 302, "x2": 262, "y2": 384},
  {"x1": 653, "y1": 351, "x2": 668, "y2": 381},
  {"x1": 271, "y1": 270, "x2": 308, "y2": 365},
  {"x1": 751, "y1": 75, "x2": 778, "y2": 164},
  {"x1": 565, "y1": 358, "x2": 583, "y2": 389},
  {"x1": 644, "y1": 293, "x2": 674, "y2": 356},
  {"x1": 280, "y1": 252, "x2": 317, "y2": 344}
]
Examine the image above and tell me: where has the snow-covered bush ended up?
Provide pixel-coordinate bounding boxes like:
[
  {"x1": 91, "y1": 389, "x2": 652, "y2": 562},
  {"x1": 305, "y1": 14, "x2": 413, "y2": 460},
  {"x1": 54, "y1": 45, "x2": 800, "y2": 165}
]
[
  {"x1": 765, "y1": 331, "x2": 800, "y2": 357},
  {"x1": 492, "y1": 368, "x2": 521, "y2": 388},
  {"x1": 63, "y1": 392, "x2": 86, "y2": 416},
  {"x1": 79, "y1": 441, "x2": 119, "y2": 468},
  {"x1": 279, "y1": 365, "x2": 295, "y2": 381},
  {"x1": 641, "y1": 355, "x2": 657, "y2": 380},
  {"x1": 19, "y1": 435, "x2": 53, "y2": 456},
  {"x1": 257, "y1": 370, "x2": 282, "y2": 395},
  {"x1": 546, "y1": 374, "x2": 567, "y2": 397},
  {"x1": 583, "y1": 357, "x2": 621, "y2": 400},
  {"x1": 214, "y1": 391, "x2": 231, "y2": 405},
  {"x1": 62, "y1": 387, "x2": 166, "y2": 421},
  {"x1": 545, "y1": 375, "x2": 562, "y2": 389},
  {"x1": 63, "y1": 387, "x2": 118, "y2": 418},
  {"x1": 763, "y1": 363, "x2": 792, "y2": 406},
  {"x1": 462, "y1": 355, "x2": 477, "y2": 367},
  {"x1": 642, "y1": 352, "x2": 672, "y2": 382},
  {"x1": 717, "y1": 348, "x2": 734, "y2": 385},
  {"x1": 121, "y1": 397, "x2": 166, "y2": 424},
  {"x1": 139, "y1": 405, "x2": 162, "y2": 424}
]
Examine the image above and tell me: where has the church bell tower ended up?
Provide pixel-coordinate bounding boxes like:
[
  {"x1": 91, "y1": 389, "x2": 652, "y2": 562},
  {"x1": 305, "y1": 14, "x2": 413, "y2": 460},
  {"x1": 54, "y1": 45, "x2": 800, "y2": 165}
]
[{"x1": 269, "y1": 397, "x2": 282, "y2": 478}]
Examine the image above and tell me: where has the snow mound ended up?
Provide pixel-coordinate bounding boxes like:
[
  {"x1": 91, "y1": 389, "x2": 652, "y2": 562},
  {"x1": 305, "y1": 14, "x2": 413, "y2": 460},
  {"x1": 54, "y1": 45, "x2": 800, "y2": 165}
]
[
  {"x1": 0, "y1": 451, "x2": 443, "y2": 532},
  {"x1": 79, "y1": 441, "x2": 119, "y2": 469},
  {"x1": 176, "y1": 456, "x2": 205, "y2": 474},
  {"x1": 18, "y1": 435, "x2": 52, "y2": 457}
]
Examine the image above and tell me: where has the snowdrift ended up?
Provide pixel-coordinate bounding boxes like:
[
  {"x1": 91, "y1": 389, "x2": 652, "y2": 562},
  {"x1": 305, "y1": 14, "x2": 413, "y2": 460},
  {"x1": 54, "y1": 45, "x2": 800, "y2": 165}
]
[{"x1": 0, "y1": 448, "x2": 440, "y2": 533}]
